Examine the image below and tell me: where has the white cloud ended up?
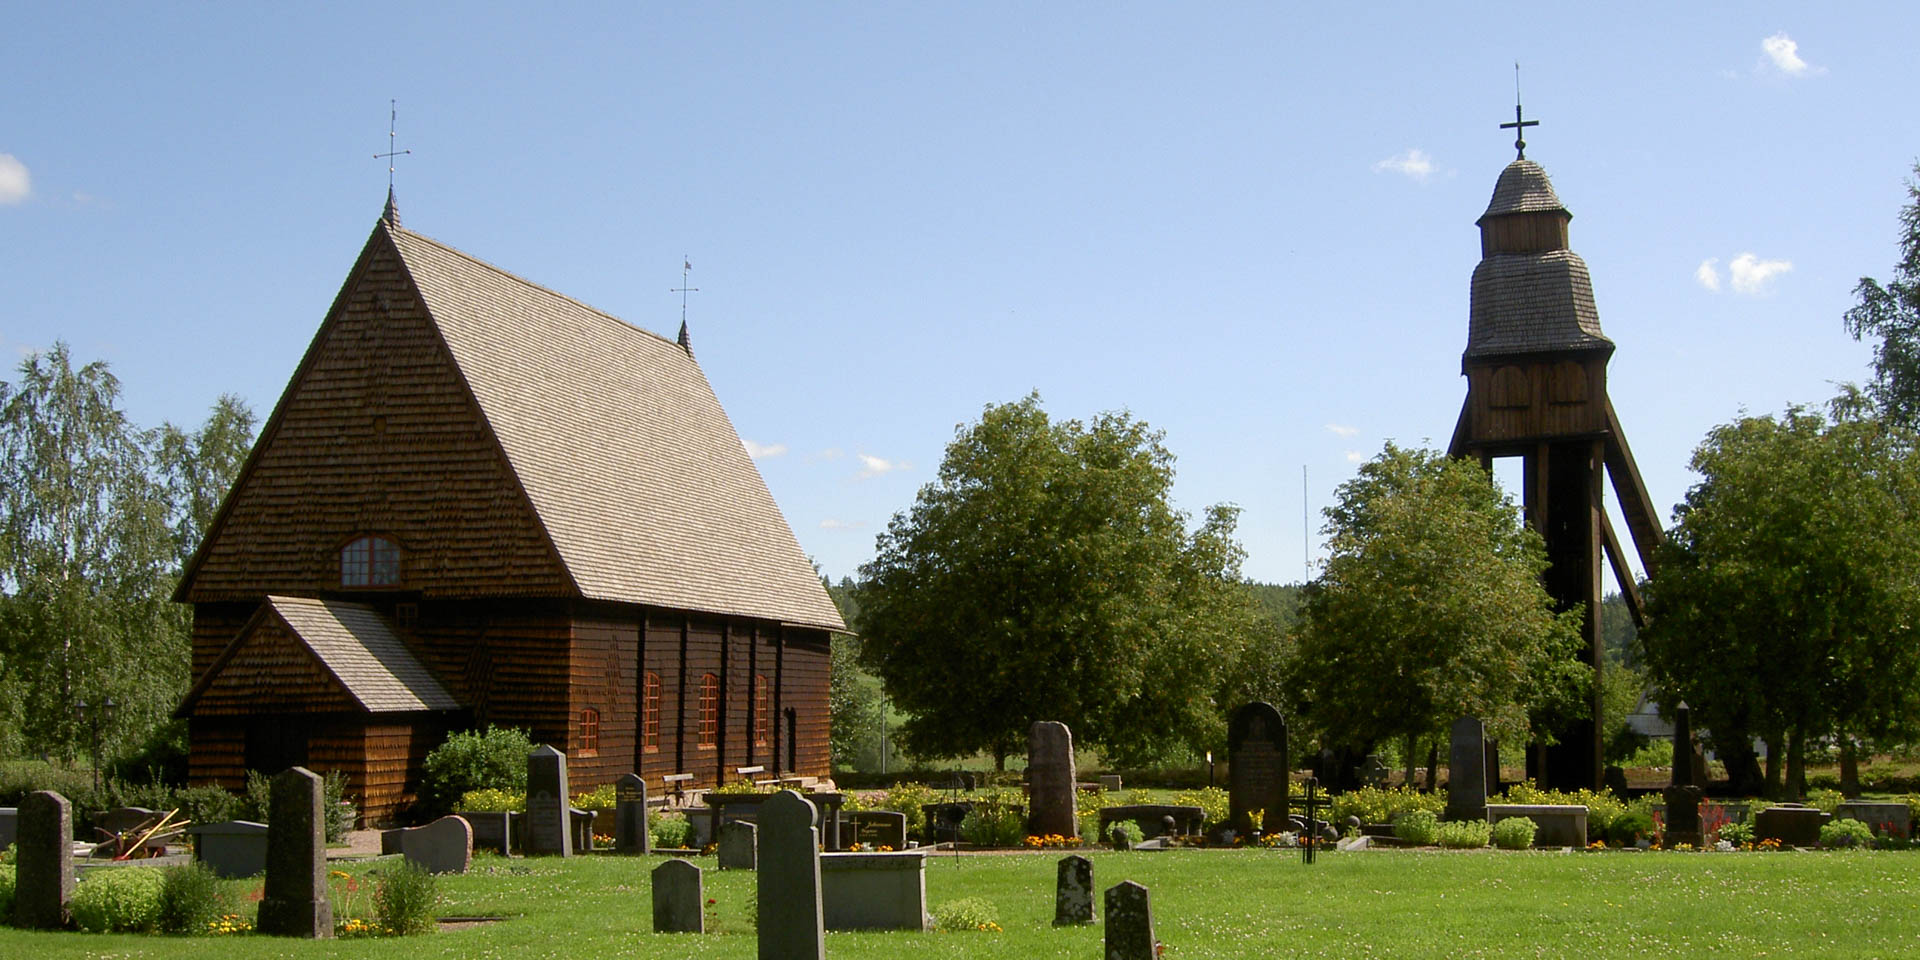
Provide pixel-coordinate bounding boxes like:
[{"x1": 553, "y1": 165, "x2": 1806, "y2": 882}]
[
  {"x1": 1694, "y1": 258, "x2": 1722, "y2": 292},
  {"x1": 0, "y1": 154, "x2": 30, "y2": 205},
  {"x1": 1372, "y1": 148, "x2": 1434, "y2": 182},
  {"x1": 1345, "y1": 450, "x2": 1365, "y2": 463},
  {"x1": 1728, "y1": 252, "x2": 1792, "y2": 294},
  {"x1": 1761, "y1": 32, "x2": 1821, "y2": 76},
  {"x1": 856, "y1": 453, "x2": 908, "y2": 479},
  {"x1": 1325, "y1": 423, "x2": 1358, "y2": 438},
  {"x1": 819, "y1": 518, "x2": 867, "y2": 531},
  {"x1": 741, "y1": 438, "x2": 788, "y2": 459}
]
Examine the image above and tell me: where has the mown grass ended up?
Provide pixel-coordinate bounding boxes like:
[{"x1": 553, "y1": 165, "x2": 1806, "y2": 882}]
[{"x1": 6, "y1": 847, "x2": 1919, "y2": 958}]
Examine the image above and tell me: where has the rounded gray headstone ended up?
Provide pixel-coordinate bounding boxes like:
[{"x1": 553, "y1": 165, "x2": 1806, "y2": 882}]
[{"x1": 652, "y1": 858, "x2": 704, "y2": 933}]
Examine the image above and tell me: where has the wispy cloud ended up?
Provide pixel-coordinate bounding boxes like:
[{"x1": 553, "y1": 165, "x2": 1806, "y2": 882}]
[
  {"x1": 809, "y1": 447, "x2": 844, "y2": 462},
  {"x1": 1694, "y1": 258, "x2": 1722, "y2": 292},
  {"x1": 1372, "y1": 148, "x2": 1434, "y2": 182},
  {"x1": 0, "y1": 154, "x2": 30, "y2": 205},
  {"x1": 856, "y1": 453, "x2": 908, "y2": 479},
  {"x1": 1728, "y1": 252, "x2": 1792, "y2": 294},
  {"x1": 819, "y1": 518, "x2": 867, "y2": 531},
  {"x1": 1345, "y1": 450, "x2": 1365, "y2": 463},
  {"x1": 742, "y1": 438, "x2": 788, "y2": 459},
  {"x1": 1761, "y1": 32, "x2": 1822, "y2": 77},
  {"x1": 1325, "y1": 423, "x2": 1358, "y2": 438}
]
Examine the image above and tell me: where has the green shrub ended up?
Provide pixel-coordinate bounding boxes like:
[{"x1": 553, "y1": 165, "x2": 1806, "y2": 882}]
[
  {"x1": 1608, "y1": 811, "x2": 1654, "y2": 847},
  {"x1": 420, "y1": 726, "x2": 534, "y2": 817},
  {"x1": 0, "y1": 760, "x2": 94, "y2": 806},
  {"x1": 931, "y1": 896, "x2": 1001, "y2": 932},
  {"x1": 961, "y1": 802, "x2": 1026, "y2": 847},
  {"x1": 1491, "y1": 816, "x2": 1537, "y2": 850},
  {"x1": 874, "y1": 781, "x2": 940, "y2": 838},
  {"x1": 0, "y1": 860, "x2": 15, "y2": 923},
  {"x1": 1808, "y1": 788, "x2": 1846, "y2": 814},
  {"x1": 373, "y1": 861, "x2": 439, "y2": 935},
  {"x1": 458, "y1": 788, "x2": 525, "y2": 813},
  {"x1": 1395, "y1": 809, "x2": 1440, "y2": 845},
  {"x1": 1718, "y1": 821, "x2": 1755, "y2": 845},
  {"x1": 175, "y1": 784, "x2": 243, "y2": 825},
  {"x1": 1107, "y1": 820, "x2": 1145, "y2": 846},
  {"x1": 72, "y1": 866, "x2": 166, "y2": 933},
  {"x1": 1173, "y1": 786, "x2": 1230, "y2": 828},
  {"x1": 157, "y1": 862, "x2": 234, "y2": 934},
  {"x1": 650, "y1": 811, "x2": 692, "y2": 848},
  {"x1": 1331, "y1": 786, "x2": 1445, "y2": 825},
  {"x1": 1437, "y1": 819, "x2": 1492, "y2": 849},
  {"x1": 571, "y1": 782, "x2": 617, "y2": 811},
  {"x1": 1819, "y1": 817, "x2": 1874, "y2": 849}
]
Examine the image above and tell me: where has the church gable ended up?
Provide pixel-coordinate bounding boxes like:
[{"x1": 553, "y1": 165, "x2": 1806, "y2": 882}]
[
  {"x1": 179, "y1": 608, "x2": 357, "y2": 716},
  {"x1": 178, "y1": 229, "x2": 572, "y2": 603}
]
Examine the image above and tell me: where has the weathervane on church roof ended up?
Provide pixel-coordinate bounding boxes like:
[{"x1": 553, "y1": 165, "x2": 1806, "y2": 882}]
[
  {"x1": 375, "y1": 99, "x2": 411, "y2": 225},
  {"x1": 1500, "y1": 63, "x2": 1539, "y2": 161}
]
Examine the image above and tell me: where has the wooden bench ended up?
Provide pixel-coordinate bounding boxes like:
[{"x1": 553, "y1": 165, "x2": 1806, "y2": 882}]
[{"x1": 662, "y1": 773, "x2": 694, "y2": 806}]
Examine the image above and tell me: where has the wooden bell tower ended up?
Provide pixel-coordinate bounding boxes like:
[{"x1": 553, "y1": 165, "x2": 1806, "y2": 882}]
[{"x1": 1447, "y1": 116, "x2": 1663, "y2": 791}]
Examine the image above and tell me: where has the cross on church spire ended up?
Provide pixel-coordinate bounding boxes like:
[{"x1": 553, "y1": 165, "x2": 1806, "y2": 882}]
[
  {"x1": 1500, "y1": 63, "x2": 1539, "y2": 160},
  {"x1": 375, "y1": 99, "x2": 411, "y2": 225}
]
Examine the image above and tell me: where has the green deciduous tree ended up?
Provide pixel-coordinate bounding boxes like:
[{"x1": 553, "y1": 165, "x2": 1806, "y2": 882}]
[
  {"x1": 1292, "y1": 444, "x2": 1585, "y2": 773},
  {"x1": 857, "y1": 393, "x2": 1263, "y2": 769},
  {"x1": 153, "y1": 394, "x2": 256, "y2": 567},
  {"x1": 1845, "y1": 162, "x2": 1920, "y2": 430},
  {"x1": 1641, "y1": 401, "x2": 1920, "y2": 797}
]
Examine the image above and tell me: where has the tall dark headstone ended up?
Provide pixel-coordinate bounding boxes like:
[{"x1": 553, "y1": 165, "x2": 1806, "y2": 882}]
[
  {"x1": 615, "y1": 773, "x2": 651, "y2": 855},
  {"x1": 1027, "y1": 721, "x2": 1078, "y2": 839},
  {"x1": 256, "y1": 767, "x2": 333, "y2": 938},
  {"x1": 1053, "y1": 854, "x2": 1093, "y2": 925},
  {"x1": 1445, "y1": 716, "x2": 1488, "y2": 822},
  {"x1": 11, "y1": 791, "x2": 73, "y2": 929},
  {"x1": 525, "y1": 745, "x2": 571, "y2": 857},
  {"x1": 1228, "y1": 702, "x2": 1287, "y2": 835},
  {"x1": 1663, "y1": 701, "x2": 1705, "y2": 846},
  {"x1": 652, "y1": 858, "x2": 704, "y2": 933},
  {"x1": 757, "y1": 790, "x2": 824, "y2": 960},
  {"x1": 1104, "y1": 880, "x2": 1156, "y2": 960}
]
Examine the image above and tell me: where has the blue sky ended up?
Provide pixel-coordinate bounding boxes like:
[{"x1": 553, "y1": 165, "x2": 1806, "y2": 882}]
[{"x1": 4, "y1": 3, "x2": 1916, "y2": 587}]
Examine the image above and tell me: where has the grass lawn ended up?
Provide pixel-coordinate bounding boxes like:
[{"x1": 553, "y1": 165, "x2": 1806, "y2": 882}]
[{"x1": 6, "y1": 847, "x2": 1918, "y2": 959}]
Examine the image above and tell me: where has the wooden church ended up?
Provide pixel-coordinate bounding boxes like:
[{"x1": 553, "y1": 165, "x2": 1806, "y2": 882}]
[{"x1": 173, "y1": 196, "x2": 845, "y2": 824}]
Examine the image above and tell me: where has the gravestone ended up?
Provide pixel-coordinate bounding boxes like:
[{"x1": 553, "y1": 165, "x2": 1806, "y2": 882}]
[
  {"x1": 719, "y1": 819, "x2": 758, "y2": 870},
  {"x1": 188, "y1": 820, "x2": 269, "y2": 878},
  {"x1": 652, "y1": 858, "x2": 704, "y2": 933},
  {"x1": 819, "y1": 850, "x2": 929, "y2": 930},
  {"x1": 1444, "y1": 716, "x2": 1488, "y2": 822},
  {"x1": 13, "y1": 791, "x2": 73, "y2": 929},
  {"x1": 1228, "y1": 702, "x2": 1288, "y2": 835},
  {"x1": 256, "y1": 767, "x2": 333, "y2": 938},
  {"x1": 756, "y1": 790, "x2": 824, "y2": 960},
  {"x1": 1671, "y1": 702, "x2": 1699, "y2": 788},
  {"x1": 525, "y1": 745, "x2": 571, "y2": 857},
  {"x1": 462, "y1": 810, "x2": 513, "y2": 855},
  {"x1": 1754, "y1": 804, "x2": 1826, "y2": 847},
  {"x1": 1835, "y1": 801, "x2": 1911, "y2": 839},
  {"x1": 1105, "y1": 880, "x2": 1156, "y2": 960},
  {"x1": 0, "y1": 807, "x2": 15, "y2": 849},
  {"x1": 1099, "y1": 774, "x2": 1124, "y2": 792},
  {"x1": 1663, "y1": 703, "x2": 1704, "y2": 845},
  {"x1": 400, "y1": 815, "x2": 473, "y2": 874},
  {"x1": 1109, "y1": 825, "x2": 1132, "y2": 851},
  {"x1": 615, "y1": 773, "x2": 652, "y2": 854},
  {"x1": 1027, "y1": 721, "x2": 1079, "y2": 839},
  {"x1": 1054, "y1": 854, "x2": 1093, "y2": 925},
  {"x1": 849, "y1": 810, "x2": 908, "y2": 849}
]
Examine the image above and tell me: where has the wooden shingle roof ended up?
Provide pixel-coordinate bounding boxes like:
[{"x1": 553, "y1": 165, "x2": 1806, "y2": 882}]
[
  {"x1": 178, "y1": 596, "x2": 459, "y2": 716},
  {"x1": 1466, "y1": 250, "x2": 1612, "y2": 358},
  {"x1": 386, "y1": 225, "x2": 845, "y2": 632},
  {"x1": 1476, "y1": 159, "x2": 1567, "y2": 223}
]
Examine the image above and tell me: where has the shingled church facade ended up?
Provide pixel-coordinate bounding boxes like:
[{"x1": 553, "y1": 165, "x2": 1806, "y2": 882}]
[{"x1": 174, "y1": 206, "x2": 844, "y2": 824}]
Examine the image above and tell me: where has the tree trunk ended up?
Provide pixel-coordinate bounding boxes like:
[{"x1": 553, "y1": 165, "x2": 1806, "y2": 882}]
[
  {"x1": 1763, "y1": 734, "x2": 1783, "y2": 798},
  {"x1": 994, "y1": 748, "x2": 1006, "y2": 773},
  {"x1": 1403, "y1": 734, "x2": 1417, "y2": 791},
  {"x1": 1715, "y1": 734, "x2": 1766, "y2": 796},
  {"x1": 1424, "y1": 741, "x2": 1438, "y2": 792},
  {"x1": 1786, "y1": 728, "x2": 1806, "y2": 800},
  {"x1": 1840, "y1": 737, "x2": 1861, "y2": 797}
]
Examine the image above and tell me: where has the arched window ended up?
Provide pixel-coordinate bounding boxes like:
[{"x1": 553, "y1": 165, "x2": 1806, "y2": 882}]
[
  {"x1": 578, "y1": 708, "x2": 600, "y2": 756},
  {"x1": 642, "y1": 672, "x2": 661, "y2": 754},
  {"x1": 340, "y1": 535, "x2": 402, "y2": 587},
  {"x1": 698, "y1": 673, "x2": 719, "y2": 749},
  {"x1": 755, "y1": 674, "x2": 770, "y2": 747}
]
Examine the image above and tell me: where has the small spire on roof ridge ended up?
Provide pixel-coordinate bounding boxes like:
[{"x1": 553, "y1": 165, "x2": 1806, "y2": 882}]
[
  {"x1": 677, "y1": 320, "x2": 693, "y2": 356},
  {"x1": 382, "y1": 186, "x2": 401, "y2": 227}
]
